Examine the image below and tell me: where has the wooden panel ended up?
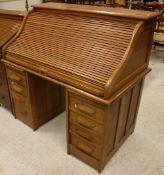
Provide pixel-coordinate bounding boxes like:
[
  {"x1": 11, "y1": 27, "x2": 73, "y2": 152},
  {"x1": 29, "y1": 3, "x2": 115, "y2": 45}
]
[
  {"x1": 28, "y1": 73, "x2": 65, "y2": 128},
  {"x1": 117, "y1": 27, "x2": 155, "y2": 83},
  {"x1": 114, "y1": 90, "x2": 132, "y2": 146},
  {"x1": 46, "y1": 81, "x2": 65, "y2": 114},
  {"x1": 105, "y1": 99, "x2": 120, "y2": 155},
  {"x1": 126, "y1": 81, "x2": 142, "y2": 133}
]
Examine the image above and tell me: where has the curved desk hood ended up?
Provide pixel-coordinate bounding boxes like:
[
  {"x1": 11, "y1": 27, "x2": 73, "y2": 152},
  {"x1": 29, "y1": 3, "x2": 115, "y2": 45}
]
[{"x1": 3, "y1": 3, "x2": 159, "y2": 99}]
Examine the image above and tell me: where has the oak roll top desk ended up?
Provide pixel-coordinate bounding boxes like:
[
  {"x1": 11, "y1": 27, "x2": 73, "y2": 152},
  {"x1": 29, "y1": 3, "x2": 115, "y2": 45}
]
[
  {"x1": 0, "y1": 10, "x2": 24, "y2": 110},
  {"x1": 2, "y1": 3, "x2": 159, "y2": 173}
]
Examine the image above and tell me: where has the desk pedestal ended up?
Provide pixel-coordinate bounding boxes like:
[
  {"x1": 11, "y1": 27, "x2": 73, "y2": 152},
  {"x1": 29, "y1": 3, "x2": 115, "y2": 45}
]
[
  {"x1": 6, "y1": 65, "x2": 65, "y2": 130},
  {"x1": 66, "y1": 79, "x2": 143, "y2": 173}
]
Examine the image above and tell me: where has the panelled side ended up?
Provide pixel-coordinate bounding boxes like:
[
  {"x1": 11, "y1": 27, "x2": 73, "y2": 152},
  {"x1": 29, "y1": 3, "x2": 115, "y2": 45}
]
[{"x1": 105, "y1": 79, "x2": 144, "y2": 164}]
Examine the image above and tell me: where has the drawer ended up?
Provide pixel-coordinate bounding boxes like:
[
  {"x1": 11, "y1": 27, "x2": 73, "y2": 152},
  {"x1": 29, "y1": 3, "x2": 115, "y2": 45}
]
[
  {"x1": 9, "y1": 81, "x2": 27, "y2": 97},
  {"x1": 14, "y1": 106, "x2": 32, "y2": 127},
  {"x1": 10, "y1": 85, "x2": 33, "y2": 127},
  {"x1": 6, "y1": 67, "x2": 26, "y2": 86},
  {"x1": 70, "y1": 134, "x2": 101, "y2": 160},
  {"x1": 11, "y1": 91, "x2": 28, "y2": 110},
  {"x1": 69, "y1": 111, "x2": 104, "y2": 134},
  {"x1": 69, "y1": 95, "x2": 105, "y2": 124},
  {"x1": 69, "y1": 122, "x2": 103, "y2": 145},
  {"x1": 11, "y1": 91, "x2": 32, "y2": 125}
]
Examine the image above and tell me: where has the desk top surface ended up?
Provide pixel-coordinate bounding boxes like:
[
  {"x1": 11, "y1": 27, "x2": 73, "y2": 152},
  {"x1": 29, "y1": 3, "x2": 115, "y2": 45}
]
[{"x1": 32, "y1": 3, "x2": 159, "y2": 20}]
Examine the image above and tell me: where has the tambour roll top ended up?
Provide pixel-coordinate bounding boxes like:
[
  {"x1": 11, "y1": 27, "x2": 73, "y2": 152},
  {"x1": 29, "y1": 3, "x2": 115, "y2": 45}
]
[
  {"x1": 0, "y1": 10, "x2": 24, "y2": 57},
  {"x1": 4, "y1": 3, "x2": 158, "y2": 99}
]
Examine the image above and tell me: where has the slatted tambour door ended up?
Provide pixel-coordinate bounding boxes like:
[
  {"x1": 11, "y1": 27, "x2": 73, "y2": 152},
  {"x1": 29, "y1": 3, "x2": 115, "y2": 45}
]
[
  {"x1": 0, "y1": 18, "x2": 21, "y2": 57},
  {"x1": 6, "y1": 9, "x2": 138, "y2": 96}
]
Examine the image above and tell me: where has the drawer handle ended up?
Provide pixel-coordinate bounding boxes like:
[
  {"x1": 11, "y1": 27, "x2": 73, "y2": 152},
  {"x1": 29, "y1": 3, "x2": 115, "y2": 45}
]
[
  {"x1": 76, "y1": 129, "x2": 94, "y2": 142},
  {"x1": 77, "y1": 142, "x2": 92, "y2": 154},
  {"x1": 77, "y1": 120, "x2": 96, "y2": 130},
  {"x1": 8, "y1": 74, "x2": 22, "y2": 82},
  {"x1": 11, "y1": 84, "x2": 23, "y2": 93},
  {"x1": 75, "y1": 103, "x2": 96, "y2": 115}
]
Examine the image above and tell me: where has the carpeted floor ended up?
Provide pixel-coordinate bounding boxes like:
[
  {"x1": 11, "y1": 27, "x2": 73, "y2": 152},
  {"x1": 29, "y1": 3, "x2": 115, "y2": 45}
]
[{"x1": 0, "y1": 49, "x2": 164, "y2": 175}]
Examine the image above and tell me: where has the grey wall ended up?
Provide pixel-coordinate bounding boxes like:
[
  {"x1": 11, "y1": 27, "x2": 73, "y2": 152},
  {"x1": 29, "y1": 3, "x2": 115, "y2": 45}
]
[{"x1": 0, "y1": 0, "x2": 42, "y2": 11}]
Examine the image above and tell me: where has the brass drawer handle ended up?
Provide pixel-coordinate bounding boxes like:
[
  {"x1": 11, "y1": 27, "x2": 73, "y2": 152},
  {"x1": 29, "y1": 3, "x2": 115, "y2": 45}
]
[
  {"x1": 8, "y1": 74, "x2": 22, "y2": 82},
  {"x1": 76, "y1": 129, "x2": 94, "y2": 142},
  {"x1": 74, "y1": 103, "x2": 96, "y2": 115},
  {"x1": 77, "y1": 142, "x2": 92, "y2": 154}
]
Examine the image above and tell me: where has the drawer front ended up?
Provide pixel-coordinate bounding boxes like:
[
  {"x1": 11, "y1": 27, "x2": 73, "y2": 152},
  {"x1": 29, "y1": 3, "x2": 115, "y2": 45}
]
[
  {"x1": 70, "y1": 111, "x2": 104, "y2": 134},
  {"x1": 70, "y1": 134, "x2": 101, "y2": 160},
  {"x1": 69, "y1": 95, "x2": 105, "y2": 124},
  {"x1": 6, "y1": 67, "x2": 26, "y2": 86},
  {"x1": 9, "y1": 81, "x2": 27, "y2": 97},
  {"x1": 11, "y1": 91, "x2": 28, "y2": 108},
  {"x1": 11, "y1": 91, "x2": 32, "y2": 125},
  {"x1": 69, "y1": 122, "x2": 103, "y2": 145}
]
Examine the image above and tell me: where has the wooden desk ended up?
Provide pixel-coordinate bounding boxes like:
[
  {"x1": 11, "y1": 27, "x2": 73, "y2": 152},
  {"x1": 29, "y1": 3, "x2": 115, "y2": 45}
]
[
  {"x1": 2, "y1": 3, "x2": 159, "y2": 172},
  {"x1": 0, "y1": 9, "x2": 24, "y2": 110}
]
